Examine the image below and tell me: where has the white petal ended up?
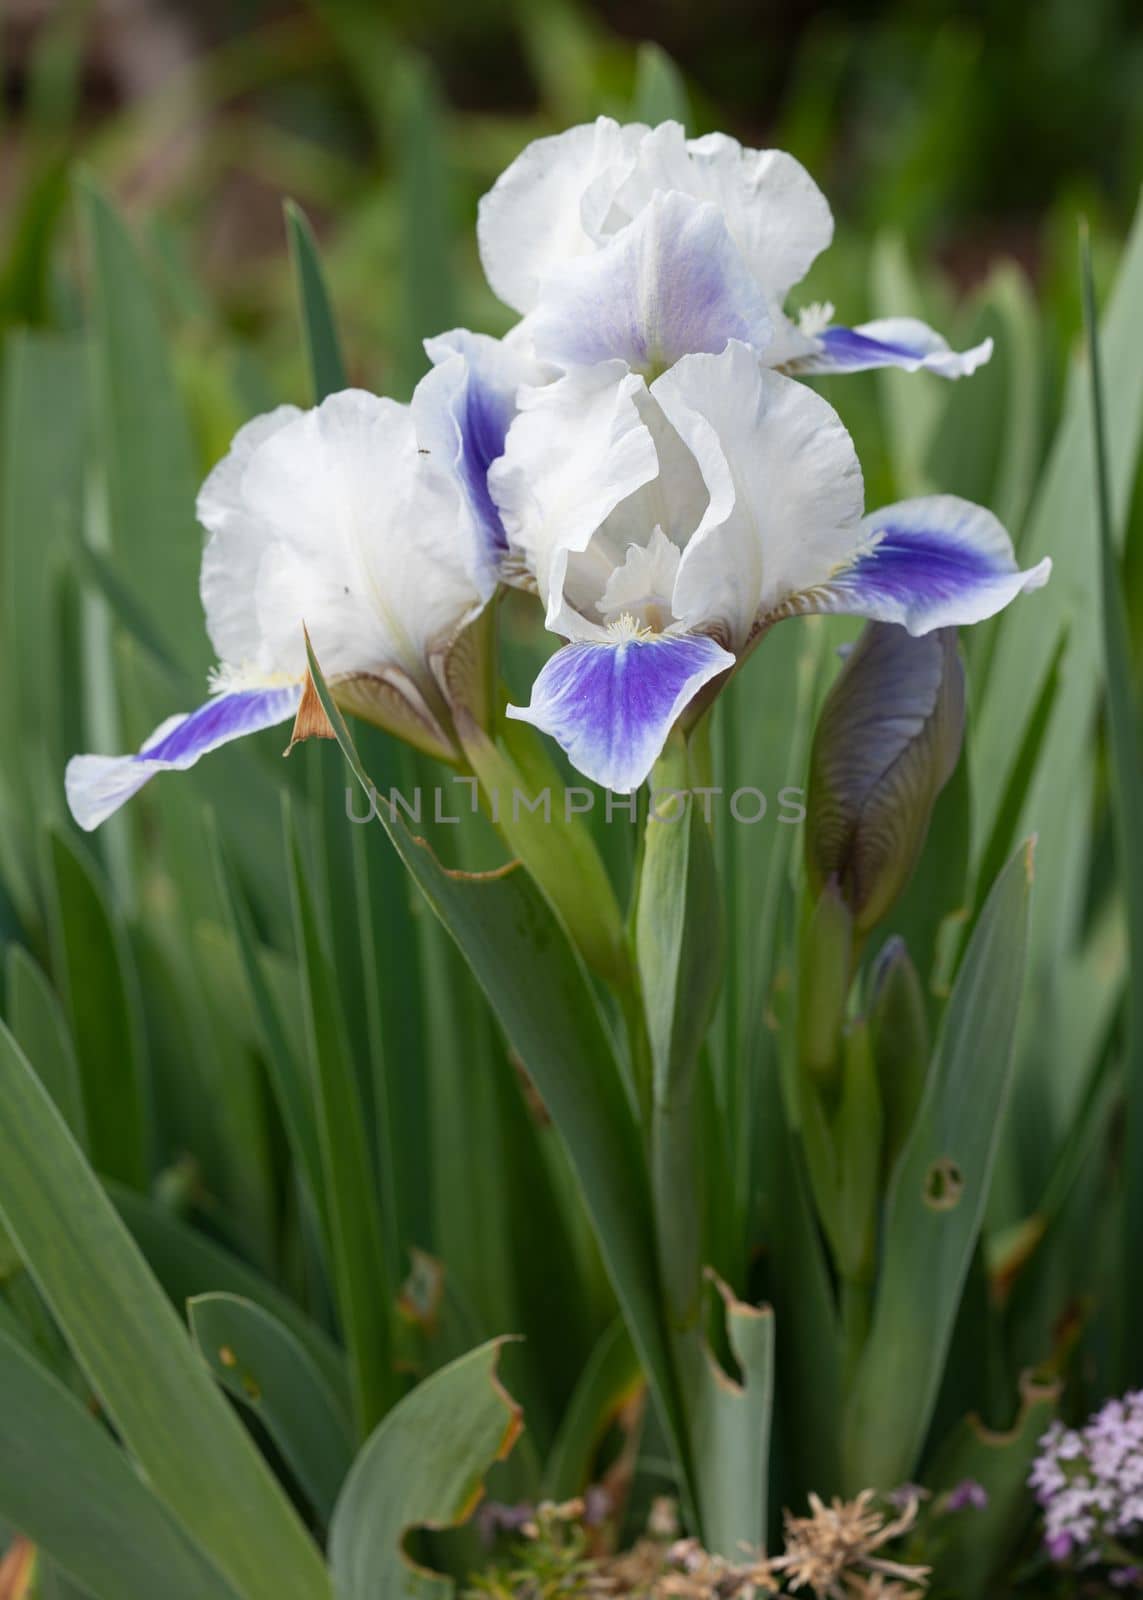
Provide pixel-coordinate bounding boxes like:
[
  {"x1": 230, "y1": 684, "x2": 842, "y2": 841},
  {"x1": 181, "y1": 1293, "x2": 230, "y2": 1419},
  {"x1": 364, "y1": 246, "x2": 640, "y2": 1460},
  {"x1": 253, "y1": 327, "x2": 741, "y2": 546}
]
[
  {"x1": 524, "y1": 190, "x2": 771, "y2": 374},
  {"x1": 787, "y1": 317, "x2": 994, "y2": 378},
  {"x1": 507, "y1": 631, "x2": 733, "y2": 793},
  {"x1": 653, "y1": 343, "x2": 865, "y2": 645},
  {"x1": 489, "y1": 362, "x2": 658, "y2": 628},
  {"x1": 477, "y1": 117, "x2": 647, "y2": 314},
  {"x1": 612, "y1": 123, "x2": 834, "y2": 301},
  {"x1": 198, "y1": 404, "x2": 302, "y2": 669},
  {"x1": 599, "y1": 526, "x2": 681, "y2": 625},
  {"x1": 778, "y1": 494, "x2": 1052, "y2": 632},
  {"x1": 199, "y1": 389, "x2": 485, "y2": 693}
]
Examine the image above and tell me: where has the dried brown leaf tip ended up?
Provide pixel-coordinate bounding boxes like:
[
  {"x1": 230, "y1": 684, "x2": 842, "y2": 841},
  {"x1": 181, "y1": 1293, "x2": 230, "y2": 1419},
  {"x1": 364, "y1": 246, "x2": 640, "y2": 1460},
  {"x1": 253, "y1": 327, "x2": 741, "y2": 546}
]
[
  {"x1": 771, "y1": 1491, "x2": 929, "y2": 1600},
  {"x1": 285, "y1": 665, "x2": 336, "y2": 754}
]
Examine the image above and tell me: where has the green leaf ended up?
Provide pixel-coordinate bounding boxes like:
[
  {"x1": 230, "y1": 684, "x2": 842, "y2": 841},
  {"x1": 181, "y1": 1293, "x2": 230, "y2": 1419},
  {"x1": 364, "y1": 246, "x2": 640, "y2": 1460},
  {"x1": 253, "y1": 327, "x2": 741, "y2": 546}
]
[
  {"x1": 108, "y1": 1180, "x2": 349, "y2": 1411},
  {"x1": 0, "y1": 1022, "x2": 331, "y2": 1600},
  {"x1": 843, "y1": 840, "x2": 1034, "y2": 1489},
  {"x1": 329, "y1": 1340, "x2": 521, "y2": 1600},
  {"x1": 79, "y1": 177, "x2": 208, "y2": 678},
  {"x1": 972, "y1": 198, "x2": 1143, "y2": 1044},
  {"x1": 632, "y1": 43, "x2": 689, "y2": 127},
  {"x1": 0, "y1": 1327, "x2": 241, "y2": 1600},
  {"x1": 924, "y1": 1371, "x2": 1060, "y2": 1594},
  {"x1": 870, "y1": 234, "x2": 944, "y2": 496},
  {"x1": 302, "y1": 642, "x2": 693, "y2": 1518},
  {"x1": 0, "y1": 160, "x2": 71, "y2": 328},
  {"x1": 970, "y1": 631, "x2": 1064, "y2": 931},
  {"x1": 286, "y1": 799, "x2": 396, "y2": 1434},
  {"x1": 1081, "y1": 226, "x2": 1143, "y2": 1378},
  {"x1": 43, "y1": 825, "x2": 146, "y2": 1188},
  {"x1": 211, "y1": 826, "x2": 326, "y2": 1222},
  {"x1": 5, "y1": 946, "x2": 87, "y2": 1149},
  {"x1": 390, "y1": 54, "x2": 456, "y2": 392},
  {"x1": 0, "y1": 332, "x2": 86, "y2": 810},
  {"x1": 190, "y1": 1293, "x2": 354, "y2": 1524},
  {"x1": 285, "y1": 199, "x2": 348, "y2": 401},
  {"x1": 685, "y1": 1278, "x2": 774, "y2": 1561},
  {"x1": 638, "y1": 736, "x2": 723, "y2": 1328}
]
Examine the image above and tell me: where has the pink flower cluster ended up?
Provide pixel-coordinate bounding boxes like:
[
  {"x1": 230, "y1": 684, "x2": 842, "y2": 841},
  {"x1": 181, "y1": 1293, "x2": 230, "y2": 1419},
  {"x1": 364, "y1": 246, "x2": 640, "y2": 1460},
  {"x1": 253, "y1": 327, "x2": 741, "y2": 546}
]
[{"x1": 1030, "y1": 1391, "x2": 1143, "y2": 1579}]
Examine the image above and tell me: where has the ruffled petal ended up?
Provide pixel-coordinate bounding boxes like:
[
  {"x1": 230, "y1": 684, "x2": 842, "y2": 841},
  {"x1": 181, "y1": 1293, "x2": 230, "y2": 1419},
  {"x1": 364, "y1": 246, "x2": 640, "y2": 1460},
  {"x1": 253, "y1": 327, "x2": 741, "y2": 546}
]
[
  {"x1": 489, "y1": 362, "x2": 658, "y2": 626},
  {"x1": 477, "y1": 117, "x2": 647, "y2": 314},
  {"x1": 787, "y1": 317, "x2": 993, "y2": 378},
  {"x1": 773, "y1": 494, "x2": 1051, "y2": 633},
  {"x1": 612, "y1": 124, "x2": 833, "y2": 301},
  {"x1": 198, "y1": 404, "x2": 303, "y2": 669},
  {"x1": 524, "y1": 190, "x2": 771, "y2": 374},
  {"x1": 507, "y1": 631, "x2": 733, "y2": 793},
  {"x1": 199, "y1": 389, "x2": 485, "y2": 691},
  {"x1": 652, "y1": 342, "x2": 865, "y2": 646},
  {"x1": 65, "y1": 685, "x2": 302, "y2": 831}
]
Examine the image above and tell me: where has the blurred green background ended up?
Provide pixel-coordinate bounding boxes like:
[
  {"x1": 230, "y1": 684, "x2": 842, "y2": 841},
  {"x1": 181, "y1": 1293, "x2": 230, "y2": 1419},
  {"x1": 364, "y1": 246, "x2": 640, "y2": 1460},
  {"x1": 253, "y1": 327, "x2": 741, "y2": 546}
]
[{"x1": 5, "y1": 0, "x2": 1143, "y2": 413}]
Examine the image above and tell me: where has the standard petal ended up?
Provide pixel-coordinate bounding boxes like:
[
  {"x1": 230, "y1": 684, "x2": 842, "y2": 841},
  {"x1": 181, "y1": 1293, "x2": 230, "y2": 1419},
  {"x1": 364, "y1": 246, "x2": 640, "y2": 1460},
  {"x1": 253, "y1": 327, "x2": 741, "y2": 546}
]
[
  {"x1": 653, "y1": 342, "x2": 864, "y2": 646},
  {"x1": 198, "y1": 404, "x2": 302, "y2": 670},
  {"x1": 477, "y1": 117, "x2": 647, "y2": 314},
  {"x1": 417, "y1": 328, "x2": 550, "y2": 586},
  {"x1": 612, "y1": 123, "x2": 833, "y2": 301},
  {"x1": 507, "y1": 631, "x2": 733, "y2": 793},
  {"x1": 787, "y1": 317, "x2": 993, "y2": 378},
  {"x1": 65, "y1": 685, "x2": 301, "y2": 831},
  {"x1": 203, "y1": 389, "x2": 484, "y2": 690},
  {"x1": 524, "y1": 190, "x2": 771, "y2": 374},
  {"x1": 775, "y1": 494, "x2": 1052, "y2": 633},
  {"x1": 489, "y1": 362, "x2": 658, "y2": 625}
]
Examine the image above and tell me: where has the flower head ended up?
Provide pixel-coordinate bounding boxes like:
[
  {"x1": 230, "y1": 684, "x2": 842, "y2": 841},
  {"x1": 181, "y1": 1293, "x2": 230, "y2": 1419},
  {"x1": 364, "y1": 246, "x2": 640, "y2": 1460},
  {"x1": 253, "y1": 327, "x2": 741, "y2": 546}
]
[
  {"x1": 478, "y1": 117, "x2": 990, "y2": 380},
  {"x1": 495, "y1": 341, "x2": 1048, "y2": 792},
  {"x1": 65, "y1": 330, "x2": 539, "y2": 831},
  {"x1": 1031, "y1": 1393, "x2": 1143, "y2": 1570}
]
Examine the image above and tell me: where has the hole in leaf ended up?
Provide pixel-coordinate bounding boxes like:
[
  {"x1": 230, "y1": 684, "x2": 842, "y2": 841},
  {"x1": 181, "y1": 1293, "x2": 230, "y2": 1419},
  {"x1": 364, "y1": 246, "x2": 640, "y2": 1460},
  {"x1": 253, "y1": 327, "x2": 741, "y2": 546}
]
[{"x1": 923, "y1": 1156, "x2": 964, "y2": 1211}]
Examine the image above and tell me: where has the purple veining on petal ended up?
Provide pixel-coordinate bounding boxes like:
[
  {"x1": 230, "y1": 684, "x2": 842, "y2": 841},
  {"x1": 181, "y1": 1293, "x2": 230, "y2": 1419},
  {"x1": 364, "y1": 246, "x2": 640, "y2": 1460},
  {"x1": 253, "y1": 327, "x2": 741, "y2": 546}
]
[
  {"x1": 527, "y1": 192, "x2": 771, "y2": 373},
  {"x1": 841, "y1": 527, "x2": 1003, "y2": 607},
  {"x1": 65, "y1": 685, "x2": 301, "y2": 831},
  {"x1": 507, "y1": 631, "x2": 733, "y2": 793},
  {"x1": 819, "y1": 325, "x2": 921, "y2": 366},
  {"x1": 812, "y1": 500, "x2": 1051, "y2": 634},
  {"x1": 454, "y1": 362, "x2": 517, "y2": 553}
]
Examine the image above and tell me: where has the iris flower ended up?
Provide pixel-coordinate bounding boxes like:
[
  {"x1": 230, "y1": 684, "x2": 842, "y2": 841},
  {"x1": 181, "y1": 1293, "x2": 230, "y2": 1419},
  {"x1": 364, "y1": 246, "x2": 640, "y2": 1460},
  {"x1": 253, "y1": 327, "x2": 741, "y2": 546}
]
[
  {"x1": 495, "y1": 341, "x2": 1050, "y2": 793},
  {"x1": 477, "y1": 117, "x2": 992, "y2": 380},
  {"x1": 66, "y1": 331, "x2": 538, "y2": 830}
]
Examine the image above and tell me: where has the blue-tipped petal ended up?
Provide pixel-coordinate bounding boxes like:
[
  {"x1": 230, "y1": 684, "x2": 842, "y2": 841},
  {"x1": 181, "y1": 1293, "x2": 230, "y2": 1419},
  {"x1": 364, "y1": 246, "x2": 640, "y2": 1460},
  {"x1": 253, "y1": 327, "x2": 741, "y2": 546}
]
[
  {"x1": 780, "y1": 495, "x2": 1051, "y2": 635},
  {"x1": 525, "y1": 190, "x2": 772, "y2": 376},
  {"x1": 507, "y1": 631, "x2": 733, "y2": 793},
  {"x1": 789, "y1": 317, "x2": 992, "y2": 378},
  {"x1": 65, "y1": 684, "x2": 302, "y2": 831},
  {"x1": 418, "y1": 330, "x2": 543, "y2": 586}
]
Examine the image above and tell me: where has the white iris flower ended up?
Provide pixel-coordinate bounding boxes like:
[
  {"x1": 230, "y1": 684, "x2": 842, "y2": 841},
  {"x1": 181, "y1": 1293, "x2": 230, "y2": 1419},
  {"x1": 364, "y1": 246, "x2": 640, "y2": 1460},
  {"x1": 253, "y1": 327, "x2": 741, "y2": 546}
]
[
  {"x1": 66, "y1": 330, "x2": 541, "y2": 830},
  {"x1": 477, "y1": 117, "x2": 992, "y2": 379},
  {"x1": 494, "y1": 341, "x2": 1050, "y2": 793}
]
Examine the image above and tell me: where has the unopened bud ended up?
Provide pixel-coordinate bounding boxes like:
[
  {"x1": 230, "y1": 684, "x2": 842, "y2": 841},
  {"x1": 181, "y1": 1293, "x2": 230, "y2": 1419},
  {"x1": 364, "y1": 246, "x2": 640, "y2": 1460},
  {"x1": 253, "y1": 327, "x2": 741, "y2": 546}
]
[{"x1": 806, "y1": 623, "x2": 965, "y2": 937}]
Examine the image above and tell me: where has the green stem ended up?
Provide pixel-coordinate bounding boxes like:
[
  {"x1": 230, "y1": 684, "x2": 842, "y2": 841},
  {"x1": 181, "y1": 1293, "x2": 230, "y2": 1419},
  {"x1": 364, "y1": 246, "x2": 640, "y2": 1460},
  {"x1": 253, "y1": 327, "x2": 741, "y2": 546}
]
[
  {"x1": 457, "y1": 717, "x2": 630, "y2": 988},
  {"x1": 841, "y1": 1274, "x2": 873, "y2": 1388}
]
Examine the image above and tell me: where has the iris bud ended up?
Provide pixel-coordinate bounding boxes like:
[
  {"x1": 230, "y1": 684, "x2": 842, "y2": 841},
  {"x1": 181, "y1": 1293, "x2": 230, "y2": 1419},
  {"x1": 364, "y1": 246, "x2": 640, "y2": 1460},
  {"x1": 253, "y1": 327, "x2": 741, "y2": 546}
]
[{"x1": 805, "y1": 622, "x2": 965, "y2": 938}]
